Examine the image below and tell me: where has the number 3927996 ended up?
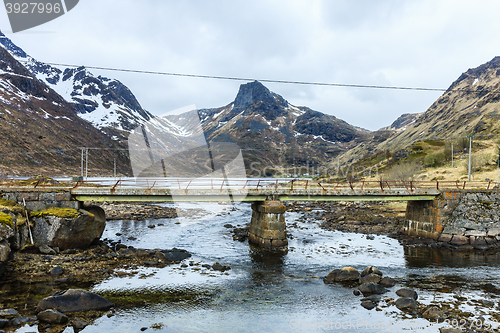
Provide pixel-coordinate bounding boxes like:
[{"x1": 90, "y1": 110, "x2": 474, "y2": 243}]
[{"x1": 5, "y1": 2, "x2": 61, "y2": 14}]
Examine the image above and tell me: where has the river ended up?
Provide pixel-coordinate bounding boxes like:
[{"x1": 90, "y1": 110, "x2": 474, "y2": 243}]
[{"x1": 14, "y1": 201, "x2": 500, "y2": 332}]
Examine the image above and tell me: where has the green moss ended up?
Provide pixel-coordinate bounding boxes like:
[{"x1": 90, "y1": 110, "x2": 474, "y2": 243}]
[
  {"x1": 0, "y1": 212, "x2": 14, "y2": 227},
  {"x1": 0, "y1": 197, "x2": 24, "y2": 214},
  {"x1": 98, "y1": 289, "x2": 215, "y2": 307},
  {"x1": 30, "y1": 207, "x2": 79, "y2": 219}
]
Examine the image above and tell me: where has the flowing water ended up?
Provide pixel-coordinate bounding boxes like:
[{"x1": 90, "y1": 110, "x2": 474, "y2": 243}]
[{"x1": 14, "y1": 202, "x2": 500, "y2": 332}]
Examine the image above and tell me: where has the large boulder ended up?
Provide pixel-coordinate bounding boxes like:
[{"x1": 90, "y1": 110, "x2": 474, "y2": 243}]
[
  {"x1": 36, "y1": 289, "x2": 113, "y2": 313},
  {"x1": 323, "y1": 267, "x2": 360, "y2": 284},
  {"x1": 32, "y1": 208, "x2": 106, "y2": 250}
]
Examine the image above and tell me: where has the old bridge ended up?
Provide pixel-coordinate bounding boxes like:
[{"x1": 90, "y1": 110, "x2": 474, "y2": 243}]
[{"x1": 1, "y1": 178, "x2": 497, "y2": 249}]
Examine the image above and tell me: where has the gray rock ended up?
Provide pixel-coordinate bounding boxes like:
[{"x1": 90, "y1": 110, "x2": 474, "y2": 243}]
[
  {"x1": 464, "y1": 230, "x2": 487, "y2": 237},
  {"x1": 49, "y1": 266, "x2": 63, "y2": 276},
  {"x1": 0, "y1": 240, "x2": 10, "y2": 262},
  {"x1": 442, "y1": 226, "x2": 466, "y2": 235},
  {"x1": 358, "y1": 283, "x2": 386, "y2": 295},
  {"x1": 39, "y1": 245, "x2": 56, "y2": 255},
  {"x1": 32, "y1": 209, "x2": 106, "y2": 250},
  {"x1": 450, "y1": 235, "x2": 468, "y2": 246},
  {"x1": 469, "y1": 236, "x2": 487, "y2": 246},
  {"x1": 395, "y1": 297, "x2": 418, "y2": 311},
  {"x1": 0, "y1": 308, "x2": 19, "y2": 319},
  {"x1": 487, "y1": 228, "x2": 500, "y2": 237},
  {"x1": 37, "y1": 309, "x2": 68, "y2": 324},
  {"x1": 71, "y1": 317, "x2": 88, "y2": 330},
  {"x1": 379, "y1": 277, "x2": 396, "y2": 288},
  {"x1": 361, "y1": 295, "x2": 381, "y2": 303},
  {"x1": 359, "y1": 273, "x2": 381, "y2": 284},
  {"x1": 360, "y1": 266, "x2": 382, "y2": 277},
  {"x1": 36, "y1": 289, "x2": 113, "y2": 313},
  {"x1": 422, "y1": 306, "x2": 445, "y2": 321},
  {"x1": 0, "y1": 318, "x2": 8, "y2": 328},
  {"x1": 438, "y1": 233, "x2": 453, "y2": 243},
  {"x1": 439, "y1": 328, "x2": 462, "y2": 333},
  {"x1": 360, "y1": 300, "x2": 376, "y2": 310},
  {"x1": 396, "y1": 288, "x2": 418, "y2": 300},
  {"x1": 323, "y1": 267, "x2": 360, "y2": 283},
  {"x1": 8, "y1": 316, "x2": 37, "y2": 326}
]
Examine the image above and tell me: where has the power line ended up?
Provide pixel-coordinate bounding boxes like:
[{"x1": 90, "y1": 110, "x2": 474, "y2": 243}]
[{"x1": 30, "y1": 61, "x2": 448, "y2": 92}]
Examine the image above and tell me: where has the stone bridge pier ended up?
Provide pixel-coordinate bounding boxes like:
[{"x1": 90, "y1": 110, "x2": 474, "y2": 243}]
[
  {"x1": 404, "y1": 190, "x2": 500, "y2": 248},
  {"x1": 248, "y1": 199, "x2": 288, "y2": 250}
]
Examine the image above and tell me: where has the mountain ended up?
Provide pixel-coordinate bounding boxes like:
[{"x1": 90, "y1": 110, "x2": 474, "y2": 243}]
[
  {"x1": 199, "y1": 81, "x2": 371, "y2": 176},
  {"x1": 0, "y1": 32, "x2": 130, "y2": 176},
  {"x1": 0, "y1": 30, "x2": 152, "y2": 139},
  {"x1": 380, "y1": 112, "x2": 422, "y2": 132},
  {"x1": 338, "y1": 56, "x2": 500, "y2": 167}
]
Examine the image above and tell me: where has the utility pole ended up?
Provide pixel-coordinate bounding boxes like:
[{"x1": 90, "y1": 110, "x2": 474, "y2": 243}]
[
  {"x1": 468, "y1": 135, "x2": 472, "y2": 181},
  {"x1": 81, "y1": 148, "x2": 84, "y2": 177},
  {"x1": 114, "y1": 158, "x2": 117, "y2": 178},
  {"x1": 85, "y1": 148, "x2": 89, "y2": 180},
  {"x1": 451, "y1": 142, "x2": 454, "y2": 168}
]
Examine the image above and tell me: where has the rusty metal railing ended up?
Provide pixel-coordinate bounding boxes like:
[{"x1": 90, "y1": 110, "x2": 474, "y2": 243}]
[{"x1": 0, "y1": 177, "x2": 498, "y2": 192}]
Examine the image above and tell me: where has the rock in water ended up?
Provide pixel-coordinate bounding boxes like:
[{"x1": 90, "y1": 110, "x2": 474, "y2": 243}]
[
  {"x1": 396, "y1": 288, "x2": 418, "y2": 300},
  {"x1": 323, "y1": 267, "x2": 360, "y2": 283},
  {"x1": 37, "y1": 309, "x2": 68, "y2": 324},
  {"x1": 379, "y1": 277, "x2": 396, "y2": 288},
  {"x1": 360, "y1": 266, "x2": 382, "y2": 277},
  {"x1": 71, "y1": 317, "x2": 88, "y2": 330},
  {"x1": 36, "y1": 289, "x2": 113, "y2": 313},
  {"x1": 359, "y1": 273, "x2": 381, "y2": 284},
  {"x1": 361, "y1": 300, "x2": 376, "y2": 310},
  {"x1": 358, "y1": 283, "x2": 387, "y2": 295},
  {"x1": 395, "y1": 297, "x2": 418, "y2": 311}
]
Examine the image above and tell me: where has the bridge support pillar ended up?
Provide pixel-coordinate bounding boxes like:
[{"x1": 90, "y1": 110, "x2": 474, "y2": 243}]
[
  {"x1": 249, "y1": 199, "x2": 287, "y2": 249},
  {"x1": 404, "y1": 191, "x2": 462, "y2": 239}
]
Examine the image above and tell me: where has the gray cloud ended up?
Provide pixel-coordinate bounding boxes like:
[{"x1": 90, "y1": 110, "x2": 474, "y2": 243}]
[{"x1": 2, "y1": 0, "x2": 500, "y2": 130}]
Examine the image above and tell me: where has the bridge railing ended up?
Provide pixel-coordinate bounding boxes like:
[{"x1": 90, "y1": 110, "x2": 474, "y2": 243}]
[{"x1": 0, "y1": 178, "x2": 498, "y2": 192}]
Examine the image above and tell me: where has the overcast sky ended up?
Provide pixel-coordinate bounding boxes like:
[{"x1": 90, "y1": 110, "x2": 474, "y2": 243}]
[{"x1": 2, "y1": 0, "x2": 500, "y2": 130}]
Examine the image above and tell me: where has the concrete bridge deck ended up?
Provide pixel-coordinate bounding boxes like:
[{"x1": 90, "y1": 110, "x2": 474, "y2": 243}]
[{"x1": 0, "y1": 178, "x2": 495, "y2": 202}]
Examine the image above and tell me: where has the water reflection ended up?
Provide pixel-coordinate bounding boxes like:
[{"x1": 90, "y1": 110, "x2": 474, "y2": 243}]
[
  {"x1": 248, "y1": 246, "x2": 285, "y2": 286},
  {"x1": 404, "y1": 246, "x2": 500, "y2": 268}
]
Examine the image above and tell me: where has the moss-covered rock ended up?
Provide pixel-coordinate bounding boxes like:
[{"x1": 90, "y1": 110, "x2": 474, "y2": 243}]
[
  {"x1": 30, "y1": 207, "x2": 79, "y2": 219},
  {"x1": 0, "y1": 197, "x2": 23, "y2": 214},
  {"x1": 0, "y1": 212, "x2": 14, "y2": 228},
  {"x1": 32, "y1": 208, "x2": 105, "y2": 250}
]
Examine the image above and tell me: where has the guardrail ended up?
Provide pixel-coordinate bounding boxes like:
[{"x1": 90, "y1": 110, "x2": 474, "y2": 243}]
[{"x1": 0, "y1": 178, "x2": 498, "y2": 192}]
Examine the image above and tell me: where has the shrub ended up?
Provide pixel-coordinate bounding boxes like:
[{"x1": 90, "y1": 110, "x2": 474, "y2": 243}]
[
  {"x1": 382, "y1": 161, "x2": 422, "y2": 181},
  {"x1": 424, "y1": 152, "x2": 445, "y2": 167}
]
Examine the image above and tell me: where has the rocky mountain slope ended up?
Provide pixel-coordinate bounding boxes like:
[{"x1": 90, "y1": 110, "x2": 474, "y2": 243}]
[
  {"x1": 0, "y1": 30, "x2": 152, "y2": 140},
  {"x1": 198, "y1": 81, "x2": 371, "y2": 176},
  {"x1": 0, "y1": 34, "x2": 129, "y2": 176},
  {"x1": 338, "y1": 56, "x2": 500, "y2": 167}
]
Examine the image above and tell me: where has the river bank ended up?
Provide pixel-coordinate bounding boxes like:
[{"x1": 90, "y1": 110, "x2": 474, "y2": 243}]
[{"x1": 1, "y1": 201, "x2": 500, "y2": 332}]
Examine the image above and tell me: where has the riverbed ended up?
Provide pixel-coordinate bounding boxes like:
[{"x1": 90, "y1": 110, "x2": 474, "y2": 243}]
[{"x1": 13, "y1": 202, "x2": 500, "y2": 332}]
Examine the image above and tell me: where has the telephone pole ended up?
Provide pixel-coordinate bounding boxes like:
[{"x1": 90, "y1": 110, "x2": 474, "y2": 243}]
[{"x1": 468, "y1": 135, "x2": 472, "y2": 181}]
